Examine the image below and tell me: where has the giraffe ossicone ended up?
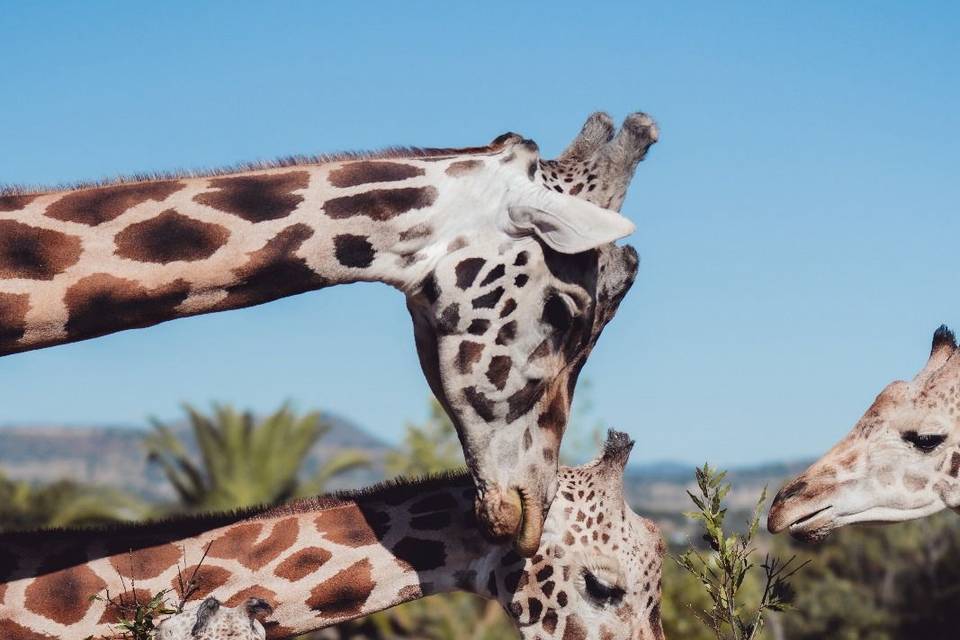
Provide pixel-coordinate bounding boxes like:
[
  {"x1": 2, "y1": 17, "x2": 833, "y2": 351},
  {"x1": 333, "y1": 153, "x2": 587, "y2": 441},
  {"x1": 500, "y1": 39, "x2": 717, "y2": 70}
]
[
  {"x1": 768, "y1": 325, "x2": 960, "y2": 541},
  {"x1": 0, "y1": 112, "x2": 659, "y2": 553},
  {"x1": 0, "y1": 431, "x2": 664, "y2": 640}
]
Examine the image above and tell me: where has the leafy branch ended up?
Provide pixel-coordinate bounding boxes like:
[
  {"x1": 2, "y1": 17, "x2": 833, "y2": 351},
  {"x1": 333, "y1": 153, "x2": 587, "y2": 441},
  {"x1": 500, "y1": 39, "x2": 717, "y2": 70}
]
[{"x1": 674, "y1": 464, "x2": 808, "y2": 640}]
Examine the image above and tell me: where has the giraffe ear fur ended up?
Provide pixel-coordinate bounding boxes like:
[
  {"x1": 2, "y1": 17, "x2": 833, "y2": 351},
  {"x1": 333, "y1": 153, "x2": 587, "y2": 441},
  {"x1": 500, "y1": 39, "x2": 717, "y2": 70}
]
[{"x1": 505, "y1": 204, "x2": 635, "y2": 254}]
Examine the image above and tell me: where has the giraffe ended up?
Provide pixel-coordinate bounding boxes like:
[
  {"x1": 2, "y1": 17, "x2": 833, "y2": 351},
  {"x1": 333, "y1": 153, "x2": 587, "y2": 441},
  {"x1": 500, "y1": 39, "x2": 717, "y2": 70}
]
[
  {"x1": 0, "y1": 431, "x2": 665, "y2": 640},
  {"x1": 768, "y1": 325, "x2": 960, "y2": 541},
  {"x1": 157, "y1": 597, "x2": 271, "y2": 640},
  {"x1": 0, "y1": 112, "x2": 658, "y2": 554}
]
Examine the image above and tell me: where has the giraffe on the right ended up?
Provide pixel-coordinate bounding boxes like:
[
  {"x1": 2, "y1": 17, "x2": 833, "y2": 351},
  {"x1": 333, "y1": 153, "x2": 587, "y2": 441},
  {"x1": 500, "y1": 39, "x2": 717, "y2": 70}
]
[{"x1": 768, "y1": 325, "x2": 960, "y2": 541}]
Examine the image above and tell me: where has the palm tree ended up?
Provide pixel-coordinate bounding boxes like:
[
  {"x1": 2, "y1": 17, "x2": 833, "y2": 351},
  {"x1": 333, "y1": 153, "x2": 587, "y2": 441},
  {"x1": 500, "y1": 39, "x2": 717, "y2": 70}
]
[{"x1": 144, "y1": 403, "x2": 369, "y2": 511}]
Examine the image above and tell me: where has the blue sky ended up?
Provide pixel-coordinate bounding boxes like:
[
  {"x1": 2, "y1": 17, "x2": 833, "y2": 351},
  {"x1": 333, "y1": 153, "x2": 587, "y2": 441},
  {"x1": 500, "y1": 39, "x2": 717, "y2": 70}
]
[{"x1": 1, "y1": 2, "x2": 957, "y2": 465}]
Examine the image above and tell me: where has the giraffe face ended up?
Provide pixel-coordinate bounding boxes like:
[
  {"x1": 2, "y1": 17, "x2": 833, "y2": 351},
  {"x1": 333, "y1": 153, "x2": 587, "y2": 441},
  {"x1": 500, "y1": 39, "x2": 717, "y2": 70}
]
[
  {"x1": 410, "y1": 238, "x2": 637, "y2": 555},
  {"x1": 495, "y1": 431, "x2": 665, "y2": 640},
  {"x1": 769, "y1": 326, "x2": 960, "y2": 541}
]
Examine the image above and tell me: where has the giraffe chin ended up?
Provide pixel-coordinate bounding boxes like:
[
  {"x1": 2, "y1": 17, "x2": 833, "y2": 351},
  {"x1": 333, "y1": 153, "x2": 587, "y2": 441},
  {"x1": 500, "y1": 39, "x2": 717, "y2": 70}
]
[{"x1": 477, "y1": 486, "x2": 544, "y2": 557}]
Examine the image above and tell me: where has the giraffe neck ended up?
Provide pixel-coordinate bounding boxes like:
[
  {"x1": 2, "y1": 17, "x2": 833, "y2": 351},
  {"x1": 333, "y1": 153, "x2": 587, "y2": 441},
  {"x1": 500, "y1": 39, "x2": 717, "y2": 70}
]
[
  {"x1": 0, "y1": 473, "x2": 507, "y2": 639},
  {"x1": 0, "y1": 152, "x2": 486, "y2": 356}
]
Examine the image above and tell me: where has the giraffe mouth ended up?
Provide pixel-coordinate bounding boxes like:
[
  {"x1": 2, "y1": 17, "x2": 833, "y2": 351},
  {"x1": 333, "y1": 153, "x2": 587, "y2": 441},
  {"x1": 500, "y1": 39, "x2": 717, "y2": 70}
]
[
  {"x1": 513, "y1": 487, "x2": 544, "y2": 557},
  {"x1": 787, "y1": 505, "x2": 834, "y2": 541}
]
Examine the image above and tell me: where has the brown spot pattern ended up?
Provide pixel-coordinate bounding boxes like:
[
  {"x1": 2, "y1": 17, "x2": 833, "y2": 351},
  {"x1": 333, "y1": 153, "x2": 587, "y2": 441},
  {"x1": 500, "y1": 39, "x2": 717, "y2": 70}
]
[
  {"x1": 486, "y1": 355, "x2": 512, "y2": 390},
  {"x1": 172, "y1": 564, "x2": 231, "y2": 600},
  {"x1": 24, "y1": 564, "x2": 107, "y2": 625},
  {"x1": 445, "y1": 159, "x2": 482, "y2": 176},
  {"x1": 0, "y1": 220, "x2": 82, "y2": 280},
  {"x1": 307, "y1": 558, "x2": 375, "y2": 619},
  {"x1": 328, "y1": 161, "x2": 424, "y2": 187},
  {"x1": 455, "y1": 258, "x2": 485, "y2": 289},
  {"x1": 315, "y1": 504, "x2": 380, "y2": 547},
  {"x1": 456, "y1": 340, "x2": 484, "y2": 375},
  {"x1": 208, "y1": 518, "x2": 299, "y2": 571},
  {"x1": 194, "y1": 171, "x2": 309, "y2": 222},
  {"x1": 114, "y1": 209, "x2": 229, "y2": 263},
  {"x1": 224, "y1": 585, "x2": 278, "y2": 608},
  {"x1": 333, "y1": 233, "x2": 376, "y2": 268},
  {"x1": 950, "y1": 452, "x2": 960, "y2": 478},
  {"x1": 99, "y1": 588, "x2": 153, "y2": 624},
  {"x1": 46, "y1": 181, "x2": 184, "y2": 226},
  {"x1": 0, "y1": 193, "x2": 38, "y2": 212},
  {"x1": 64, "y1": 273, "x2": 191, "y2": 340},
  {"x1": 109, "y1": 543, "x2": 182, "y2": 580},
  {"x1": 219, "y1": 223, "x2": 327, "y2": 309},
  {"x1": 323, "y1": 186, "x2": 437, "y2": 221},
  {"x1": 464, "y1": 386, "x2": 496, "y2": 422},
  {"x1": 391, "y1": 537, "x2": 446, "y2": 571},
  {"x1": 274, "y1": 546, "x2": 333, "y2": 581},
  {"x1": 506, "y1": 379, "x2": 546, "y2": 423},
  {"x1": 0, "y1": 292, "x2": 30, "y2": 351}
]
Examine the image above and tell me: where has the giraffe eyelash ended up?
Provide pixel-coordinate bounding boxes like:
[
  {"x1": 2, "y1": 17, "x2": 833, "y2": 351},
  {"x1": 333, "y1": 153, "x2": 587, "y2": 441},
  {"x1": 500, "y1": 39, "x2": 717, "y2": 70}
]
[{"x1": 901, "y1": 430, "x2": 947, "y2": 453}]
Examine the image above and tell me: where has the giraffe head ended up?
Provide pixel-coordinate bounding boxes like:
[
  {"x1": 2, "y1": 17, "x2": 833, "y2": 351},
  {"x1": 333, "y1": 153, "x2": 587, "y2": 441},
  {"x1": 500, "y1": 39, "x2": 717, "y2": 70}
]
[
  {"x1": 769, "y1": 325, "x2": 960, "y2": 541},
  {"x1": 157, "y1": 597, "x2": 272, "y2": 640},
  {"x1": 408, "y1": 113, "x2": 656, "y2": 555},
  {"x1": 493, "y1": 430, "x2": 665, "y2": 639}
]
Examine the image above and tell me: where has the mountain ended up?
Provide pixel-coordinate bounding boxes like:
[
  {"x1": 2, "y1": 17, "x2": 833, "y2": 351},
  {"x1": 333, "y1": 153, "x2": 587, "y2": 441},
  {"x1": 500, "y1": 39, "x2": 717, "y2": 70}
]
[{"x1": 0, "y1": 412, "x2": 391, "y2": 502}]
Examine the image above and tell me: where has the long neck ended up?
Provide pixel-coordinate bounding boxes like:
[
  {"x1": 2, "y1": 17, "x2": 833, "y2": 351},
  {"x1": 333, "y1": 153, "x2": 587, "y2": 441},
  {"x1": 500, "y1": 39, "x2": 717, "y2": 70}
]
[
  {"x1": 0, "y1": 474, "x2": 507, "y2": 640},
  {"x1": 0, "y1": 157, "x2": 455, "y2": 356}
]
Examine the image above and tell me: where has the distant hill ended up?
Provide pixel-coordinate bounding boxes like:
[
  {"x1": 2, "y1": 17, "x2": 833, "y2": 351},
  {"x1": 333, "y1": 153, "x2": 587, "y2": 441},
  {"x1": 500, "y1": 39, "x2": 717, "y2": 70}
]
[{"x1": 0, "y1": 413, "x2": 391, "y2": 502}]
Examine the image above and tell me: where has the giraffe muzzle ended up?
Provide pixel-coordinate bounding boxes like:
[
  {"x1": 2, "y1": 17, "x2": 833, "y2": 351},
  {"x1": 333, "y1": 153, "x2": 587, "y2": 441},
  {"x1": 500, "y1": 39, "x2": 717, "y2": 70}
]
[{"x1": 477, "y1": 486, "x2": 544, "y2": 556}]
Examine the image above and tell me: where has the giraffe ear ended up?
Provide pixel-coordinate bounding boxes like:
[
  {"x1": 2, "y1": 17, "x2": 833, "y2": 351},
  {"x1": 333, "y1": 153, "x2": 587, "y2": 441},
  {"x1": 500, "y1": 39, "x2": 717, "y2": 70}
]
[{"x1": 505, "y1": 200, "x2": 635, "y2": 254}]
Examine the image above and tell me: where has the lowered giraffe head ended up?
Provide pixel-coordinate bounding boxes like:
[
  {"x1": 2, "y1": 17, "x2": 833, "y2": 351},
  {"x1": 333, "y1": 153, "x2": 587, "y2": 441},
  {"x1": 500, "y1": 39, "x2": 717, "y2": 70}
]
[
  {"x1": 769, "y1": 325, "x2": 960, "y2": 541},
  {"x1": 409, "y1": 113, "x2": 655, "y2": 554},
  {"x1": 492, "y1": 430, "x2": 665, "y2": 639},
  {"x1": 157, "y1": 597, "x2": 272, "y2": 640}
]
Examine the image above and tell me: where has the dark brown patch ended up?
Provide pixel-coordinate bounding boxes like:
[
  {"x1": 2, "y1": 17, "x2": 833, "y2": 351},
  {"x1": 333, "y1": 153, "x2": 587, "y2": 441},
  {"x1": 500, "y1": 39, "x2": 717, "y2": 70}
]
[
  {"x1": 308, "y1": 558, "x2": 375, "y2": 618},
  {"x1": 114, "y1": 209, "x2": 229, "y2": 264},
  {"x1": 24, "y1": 563, "x2": 106, "y2": 625},
  {"x1": 328, "y1": 161, "x2": 424, "y2": 188},
  {"x1": 563, "y1": 614, "x2": 587, "y2": 640},
  {"x1": 506, "y1": 379, "x2": 546, "y2": 423},
  {"x1": 224, "y1": 585, "x2": 278, "y2": 608},
  {"x1": 333, "y1": 233, "x2": 376, "y2": 268},
  {"x1": 438, "y1": 303, "x2": 460, "y2": 334},
  {"x1": 500, "y1": 298, "x2": 517, "y2": 318},
  {"x1": 219, "y1": 223, "x2": 327, "y2": 309},
  {"x1": 316, "y1": 504, "x2": 379, "y2": 547},
  {"x1": 397, "y1": 584, "x2": 423, "y2": 602},
  {"x1": 464, "y1": 386, "x2": 496, "y2": 422},
  {"x1": 399, "y1": 223, "x2": 432, "y2": 241},
  {"x1": 486, "y1": 355, "x2": 512, "y2": 390},
  {"x1": 421, "y1": 273, "x2": 440, "y2": 304},
  {"x1": 0, "y1": 292, "x2": 30, "y2": 352},
  {"x1": 208, "y1": 518, "x2": 299, "y2": 571},
  {"x1": 472, "y1": 286, "x2": 504, "y2": 309},
  {"x1": 445, "y1": 159, "x2": 483, "y2": 177},
  {"x1": 410, "y1": 492, "x2": 459, "y2": 513},
  {"x1": 0, "y1": 620, "x2": 57, "y2": 640},
  {"x1": 537, "y1": 393, "x2": 567, "y2": 439},
  {"x1": 950, "y1": 452, "x2": 960, "y2": 478},
  {"x1": 45, "y1": 181, "x2": 184, "y2": 226},
  {"x1": 0, "y1": 193, "x2": 38, "y2": 212},
  {"x1": 64, "y1": 274, "x2": 191, "y2": 341},
  {"x1": 392, "y1": 537, "x2": 446, "y2": 571},
  {"x1": 410, "y1": 511, "x2": 452, "y2": 530},
  {"x1": 171, "y1": 564, "x2": 231, "y2": 600},
  {"x1": 456, "y1": 340, "x2": 484, "y2": 375},
  {"x1": 0, "y1": 220, "x2": 82, "y2": 280},
  {"x1": 324, "y1": 186, "x2": 437, "y2": 221},
  {"x1": 194, "y1": 171, "x2": 309, "y2": 222},
  {"x1": 455, "y1": 258, "x2": 485, "y2": 289},
  {"x1": 467, "y1": 318, "x2": 490, "y2": 335},
  {"x1": 514, "y1": 274, "x2": 529, "y2": 287},
  {"x1": 109, "y1": 543, "x2": 182, "y2": 581},
  {"x1": 569, "y1": 183, "x2": 584, "y2": 195},
  {"x1": 543, "y1": 609, "x2": 559, "y2": 634},
  {"x1": 480, "y1": 264, "x2": 505, "y2": 287},
  {"x1": 274, "y1": 546, "x2": 333, "y2": 581},
  {"x1": 495, "y1": 320, "x2": 518, "y2": 346},
  {"x1": 99, "y1": 588, "x2": 154, "y2": 624}
]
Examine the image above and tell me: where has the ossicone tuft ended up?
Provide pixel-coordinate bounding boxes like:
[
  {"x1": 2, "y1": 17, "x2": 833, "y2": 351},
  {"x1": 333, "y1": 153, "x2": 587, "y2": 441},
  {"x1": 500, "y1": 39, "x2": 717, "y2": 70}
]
[
  {"x1": 932, "y1": 324, "x2": 957, "y2": 353},
  {"x1": 601, "y1": 429, "x2": 635, "y2": 468}
]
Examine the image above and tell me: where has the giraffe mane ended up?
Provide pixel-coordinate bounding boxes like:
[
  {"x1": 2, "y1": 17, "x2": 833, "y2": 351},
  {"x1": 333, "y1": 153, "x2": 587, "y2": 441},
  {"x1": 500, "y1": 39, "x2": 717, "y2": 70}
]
[
  {"x1": 0, "y1": 469, "x2": 472, "y2": 543},
  {"x1": 0, "y1": 141, "x2": 507, "y2": 197}
]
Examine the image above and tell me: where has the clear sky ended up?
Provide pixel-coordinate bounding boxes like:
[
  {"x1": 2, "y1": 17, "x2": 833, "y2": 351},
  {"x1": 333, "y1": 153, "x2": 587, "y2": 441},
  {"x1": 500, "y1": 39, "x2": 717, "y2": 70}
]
[{"x1": 1, "y1": 2, "x2": 957, "y2": 465}]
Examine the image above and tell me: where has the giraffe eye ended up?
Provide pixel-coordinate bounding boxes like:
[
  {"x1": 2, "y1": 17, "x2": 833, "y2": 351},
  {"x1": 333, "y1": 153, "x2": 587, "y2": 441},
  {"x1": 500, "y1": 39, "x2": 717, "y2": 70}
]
[
  {"x1": 581, "y1": 569, "x2": 625, "y2": 605},
  {"x1": 902, "y1": 431, "x2": 946, "y2": 453}
]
